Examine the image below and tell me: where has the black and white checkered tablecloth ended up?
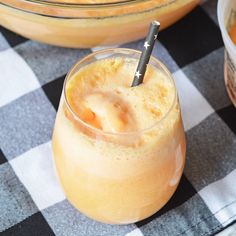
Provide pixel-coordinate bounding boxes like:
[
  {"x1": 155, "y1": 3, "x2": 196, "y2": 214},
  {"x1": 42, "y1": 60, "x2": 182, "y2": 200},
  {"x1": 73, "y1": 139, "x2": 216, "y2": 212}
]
[{"x1": 0, "y1": 0, "x2": 236, "y2": 235}]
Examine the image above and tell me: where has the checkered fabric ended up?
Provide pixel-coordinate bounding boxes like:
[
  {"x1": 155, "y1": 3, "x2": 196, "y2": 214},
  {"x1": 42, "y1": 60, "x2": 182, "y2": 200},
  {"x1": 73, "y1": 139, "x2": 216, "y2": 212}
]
[{"x1": 0, "y1": 0, "x2": 236, "y2": 235}]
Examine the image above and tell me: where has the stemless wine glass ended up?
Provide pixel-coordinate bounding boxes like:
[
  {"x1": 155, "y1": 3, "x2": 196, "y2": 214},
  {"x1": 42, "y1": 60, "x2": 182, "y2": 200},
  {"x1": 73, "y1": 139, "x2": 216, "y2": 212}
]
[{"x1": 52, "y1": 48, "x2": 186, "y2": 224}]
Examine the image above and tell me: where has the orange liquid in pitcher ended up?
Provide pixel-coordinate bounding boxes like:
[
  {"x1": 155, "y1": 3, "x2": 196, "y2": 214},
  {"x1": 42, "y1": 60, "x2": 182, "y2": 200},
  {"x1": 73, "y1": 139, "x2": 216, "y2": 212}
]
[
  {"x1": 229, "y1": 20, "x2": 236, "y2": 45},
  {"x1": 52, "y1": 57, "x2": 186, "y2": 224},
  {"x1": 0, "y1": 0, "x2": 200, "y2": 48}
]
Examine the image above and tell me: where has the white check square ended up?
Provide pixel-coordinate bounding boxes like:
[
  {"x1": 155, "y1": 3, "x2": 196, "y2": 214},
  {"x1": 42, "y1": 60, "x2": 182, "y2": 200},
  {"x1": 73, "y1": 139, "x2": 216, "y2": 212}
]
[
  {"x1": 0, "y1": 48, "x2": 40, "y2": 107},
  {"x1": 125, "y1": 229, "x2": 144, "y2": 236},
  {"x1": 0, "y1": 32, "x2": 10, "y2": 51},
  {"x1": 199, "y1": 169, "x2": 236, "y2": 226},
  {"x1": 10, "y1": 142, "x2": 65, "y2": 210},
  {"x1": 173, "y1": 70, "x2": 214, "y2": 131}
]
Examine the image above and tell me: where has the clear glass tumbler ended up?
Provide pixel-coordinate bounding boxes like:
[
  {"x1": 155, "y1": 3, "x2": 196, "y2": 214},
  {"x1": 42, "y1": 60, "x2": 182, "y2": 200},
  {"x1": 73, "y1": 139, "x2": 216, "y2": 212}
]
[{"x1": 52, "y1": 48, "x2": 186, "y2": 224}]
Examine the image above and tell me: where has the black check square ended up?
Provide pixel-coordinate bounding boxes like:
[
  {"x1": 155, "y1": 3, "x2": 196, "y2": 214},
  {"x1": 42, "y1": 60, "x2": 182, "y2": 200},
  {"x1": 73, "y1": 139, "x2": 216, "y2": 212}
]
[
  {"x1": 0, "y1": 149, "x2": 7, "y2": 165},
  {"x1": 0, "y1": 26, "x2": 27, "y2": 47},
  {"x1": 2, "y1": 212, "x2": 55, "y2": 236},
  {"x1": 159, "y1": 6, "x2": 223, "y2": 67},
  {"x1": 42, "y1": 75, "x2": 65, "y2": 111},
  {"x1": 217, "y1": 105, "x2": 236, "y2": 135}
]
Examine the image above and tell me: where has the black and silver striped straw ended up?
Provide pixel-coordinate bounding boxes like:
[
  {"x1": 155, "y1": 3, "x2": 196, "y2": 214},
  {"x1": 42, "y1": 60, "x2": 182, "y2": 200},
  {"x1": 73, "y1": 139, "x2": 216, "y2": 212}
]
[{"x1": 131, "y1": 21, "x2": 160, "y2": 87}]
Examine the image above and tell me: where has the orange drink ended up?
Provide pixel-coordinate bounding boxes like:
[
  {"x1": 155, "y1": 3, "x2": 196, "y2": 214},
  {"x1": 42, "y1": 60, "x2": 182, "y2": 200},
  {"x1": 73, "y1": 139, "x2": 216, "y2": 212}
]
[
  {"x1": 0, "y1": 0, "x2": 200, "y2": 48},
  {"x1": 229, "y1": 20, "x2": 236, "y2": 44},
  {"x1": 52, "y1": 48, "x2": 186, "y2": 224}
]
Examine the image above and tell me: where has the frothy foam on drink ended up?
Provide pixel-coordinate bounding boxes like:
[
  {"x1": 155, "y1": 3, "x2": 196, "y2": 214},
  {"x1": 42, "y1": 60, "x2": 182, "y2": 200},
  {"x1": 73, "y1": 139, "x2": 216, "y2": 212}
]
[{"x1": 66, "y1": 57, "x2": 175, "y2": 134}]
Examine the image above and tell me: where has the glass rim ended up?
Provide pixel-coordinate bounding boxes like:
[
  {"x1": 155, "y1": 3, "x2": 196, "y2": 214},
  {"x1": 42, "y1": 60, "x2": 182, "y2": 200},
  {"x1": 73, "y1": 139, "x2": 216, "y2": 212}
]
[
  {"x1": 23, "y1": 0, "x2": 171, "y2": 7},
  {"x1": 26, "y1": 0, "x2": 143, "y2": 6},
  {"x1": 0, "y1": 0, "x2": 176, "y2": 19},
  {"x1": 63, "y1": 48, "x2": 177, "y2": 136}
]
